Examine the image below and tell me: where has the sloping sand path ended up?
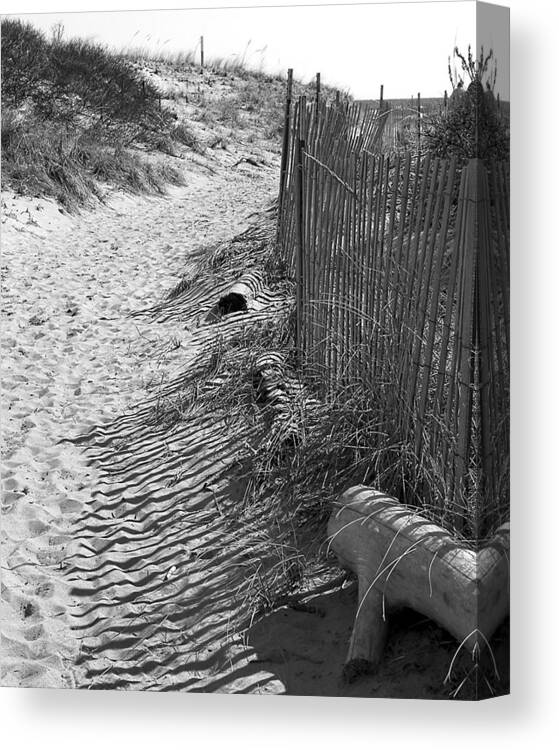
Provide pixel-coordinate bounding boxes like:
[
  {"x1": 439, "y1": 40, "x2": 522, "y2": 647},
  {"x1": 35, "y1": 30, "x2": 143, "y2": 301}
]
[
  {"x1": 1, "y1": 157, "x2": 504, "y2": 698},
  {"x1": 1, "y1": 161, "x2": 280, "y2": 689}
]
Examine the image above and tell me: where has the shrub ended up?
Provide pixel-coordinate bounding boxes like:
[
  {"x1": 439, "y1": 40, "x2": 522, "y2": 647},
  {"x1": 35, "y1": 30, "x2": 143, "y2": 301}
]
[
  {"x1": 0, "y1": 19, "x2": 49, "y2": 107},
  {"x1": 0, "y1": 19, "x2": 177, "y2": 140},
  {"x1": 424, "y1": 46, "x2": 509, "y2": 163},
  {"x1": 424, "y1": 78, "x2": 509, "y2": 162},
  {"x1": 0, "y1": 19, "x2": 193, "y2": 205}
]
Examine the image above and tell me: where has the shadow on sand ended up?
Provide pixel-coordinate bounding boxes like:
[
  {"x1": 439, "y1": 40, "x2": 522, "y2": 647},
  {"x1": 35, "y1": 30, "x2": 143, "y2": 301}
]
[{"x1": 247, "y1": 582, "x2": 510, "y2": 699}]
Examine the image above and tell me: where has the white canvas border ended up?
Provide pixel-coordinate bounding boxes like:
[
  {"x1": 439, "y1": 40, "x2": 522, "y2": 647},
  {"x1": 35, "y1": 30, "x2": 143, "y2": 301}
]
[{"x1": 0, "y1": 1, "x2": 556, "y2": 748}]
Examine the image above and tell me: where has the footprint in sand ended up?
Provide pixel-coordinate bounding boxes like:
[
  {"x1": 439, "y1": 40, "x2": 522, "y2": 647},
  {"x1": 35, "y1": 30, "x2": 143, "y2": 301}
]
[{"x1": 1, "y1": 161, "x2": 279, "y2": 690}]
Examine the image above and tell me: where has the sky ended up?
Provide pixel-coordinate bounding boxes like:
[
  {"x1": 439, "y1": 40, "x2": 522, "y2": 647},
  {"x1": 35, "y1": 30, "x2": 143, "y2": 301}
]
[{"x1": 2, "y1": 1, "x2": 509, "y2": 100}]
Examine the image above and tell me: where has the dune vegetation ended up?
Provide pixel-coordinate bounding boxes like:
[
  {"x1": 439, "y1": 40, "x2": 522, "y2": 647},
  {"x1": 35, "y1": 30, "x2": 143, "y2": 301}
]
[{"x1": 1, "y1": 19, "x2": 334, "y2": 209}]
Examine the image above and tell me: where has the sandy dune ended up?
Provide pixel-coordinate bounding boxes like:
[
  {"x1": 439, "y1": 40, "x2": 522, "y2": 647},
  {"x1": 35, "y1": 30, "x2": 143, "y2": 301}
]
[{"x1": 1, "y1": 156, "x2": 283, "y2": 690}]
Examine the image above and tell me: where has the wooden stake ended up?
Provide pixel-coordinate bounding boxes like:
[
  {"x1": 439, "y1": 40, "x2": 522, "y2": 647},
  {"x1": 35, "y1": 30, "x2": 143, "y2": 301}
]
[
  {"x1": 277, "y1": 69, "x2": 294, "y2": 240},
  {"x1": 316, "y1": 72, "x2": 321, "y2": 106},
  {"x1": 295, "y1": 97, "x2": 307, "y2": 366},
  {"x1": 417, "y1": 91, "x2": 421, "y2": 150},
  {"x1": 200, "y1": 35, "x2": 204, "y2": 70},
  {"x1": 379, "y1": 83, "x2": 384, "y2": 111}
]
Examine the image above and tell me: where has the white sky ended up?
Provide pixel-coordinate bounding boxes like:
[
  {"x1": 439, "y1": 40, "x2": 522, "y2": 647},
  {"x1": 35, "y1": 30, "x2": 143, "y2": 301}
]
[{"x1": 2, "y1": 1, "x2": 510, "y2": 100}]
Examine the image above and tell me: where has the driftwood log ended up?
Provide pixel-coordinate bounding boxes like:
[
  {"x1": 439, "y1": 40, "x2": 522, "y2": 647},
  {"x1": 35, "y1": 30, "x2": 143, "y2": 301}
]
[{"x1": 327, "y1": 486, "x2": 509, "y2": 678}]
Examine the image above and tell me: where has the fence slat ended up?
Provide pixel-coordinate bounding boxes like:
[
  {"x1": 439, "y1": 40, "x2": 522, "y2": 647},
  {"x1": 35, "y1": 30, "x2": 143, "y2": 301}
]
[{"x1": 276, "y1": 96, "x2": 509, "y2": 536}]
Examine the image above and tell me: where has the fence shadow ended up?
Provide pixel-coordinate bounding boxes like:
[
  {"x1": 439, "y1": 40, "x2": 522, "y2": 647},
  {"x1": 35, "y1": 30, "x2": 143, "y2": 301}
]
[{"x1": 247, "y1": 582, "x2": 510, "y2": 699}]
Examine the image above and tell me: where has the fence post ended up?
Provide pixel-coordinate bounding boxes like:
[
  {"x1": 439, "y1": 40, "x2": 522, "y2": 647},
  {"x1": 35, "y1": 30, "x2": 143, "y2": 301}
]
[
  {"x1": 277, "y1": 68, "x2": 294, "y2": 244},
  {"x1": 316, "y1": 72, "x2": 321, "y2": 106},
  {"x1": 417, "y1": 92, "x2": 421, "y2": 151},
  {"x1": 295, "y1": 96, "x2": 307, "y2": 367},
  {"x1": 200, "y1": 36, "x2": 204, "y2": 70},
  {"x1": 379, "y1": 84, "x2": 384, "y2": 111},
  {"x1": 444, "y1": 89, "x2": 448, "y2": 112},
  {"x1": 451, "y1": 157, "x2": 509, "y2": 535}
]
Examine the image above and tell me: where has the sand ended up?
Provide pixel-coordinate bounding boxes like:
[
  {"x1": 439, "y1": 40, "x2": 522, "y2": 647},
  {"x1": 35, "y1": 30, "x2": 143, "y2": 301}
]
[{"x1": 1, "y1": 154, "x2": 285, "y2": 691}]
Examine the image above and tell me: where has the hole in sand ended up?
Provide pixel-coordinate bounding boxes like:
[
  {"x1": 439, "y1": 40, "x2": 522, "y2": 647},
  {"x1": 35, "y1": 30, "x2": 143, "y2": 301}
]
[
  {"x1": 205, "y1": 292, "x2": 249, "y2": 324},
  {"x1": 215, "y1": 292, "x2": 247, "y2": 317},
  {"x1": 206, "y1": 292, "x2": 248, "y2": 323}
]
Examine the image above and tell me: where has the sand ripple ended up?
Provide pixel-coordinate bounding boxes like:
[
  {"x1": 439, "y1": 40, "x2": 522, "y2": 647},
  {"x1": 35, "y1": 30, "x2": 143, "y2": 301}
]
[{"x1": 1, "y1": 160, "x2": 281, "y2": 691}]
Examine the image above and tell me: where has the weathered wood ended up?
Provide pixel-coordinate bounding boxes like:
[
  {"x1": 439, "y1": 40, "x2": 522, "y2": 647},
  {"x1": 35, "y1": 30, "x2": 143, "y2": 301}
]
[
  {"x1": 328, "y1": 486, "x2": 509, "y2": 678},
  {"x1": 276, "y1": 101, "x2": 509, "y2": 533},
  {"x1": 277, "y1": 68, "x2": 294, "y2": 225},
  {"x1": 417, "y1": 91, "x2": 421, "y2": 148},
  {"x1": 295, "y1": 99, "x2": 306, "y2": 364}
]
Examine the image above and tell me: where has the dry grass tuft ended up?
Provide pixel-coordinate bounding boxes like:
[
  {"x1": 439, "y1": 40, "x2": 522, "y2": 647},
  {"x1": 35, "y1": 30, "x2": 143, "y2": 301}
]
[{"x1": 1, "y1": 111, "x2": 184, "y2": 208}]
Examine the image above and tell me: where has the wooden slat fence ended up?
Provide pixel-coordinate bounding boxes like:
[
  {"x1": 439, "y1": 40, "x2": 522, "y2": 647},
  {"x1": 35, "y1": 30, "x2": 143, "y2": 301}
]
[{"x1": 277, "y1": 96, "x2": 509, "y2": 538}]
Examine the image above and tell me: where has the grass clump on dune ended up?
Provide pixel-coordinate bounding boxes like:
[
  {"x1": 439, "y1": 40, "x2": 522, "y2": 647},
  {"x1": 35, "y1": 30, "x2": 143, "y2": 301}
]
[
  {"x1": 123, "y1": 42, "x2": 342, "y2": 142},
  {"x1": 1, "y1": 19, "x2": 187, "y2": 206},
  {"x1": 194, "y1": 73, "x2": 341, "y2": 139},
  {"x1": 1, "y1": 110, "x2": 184, "y2": 207}
]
